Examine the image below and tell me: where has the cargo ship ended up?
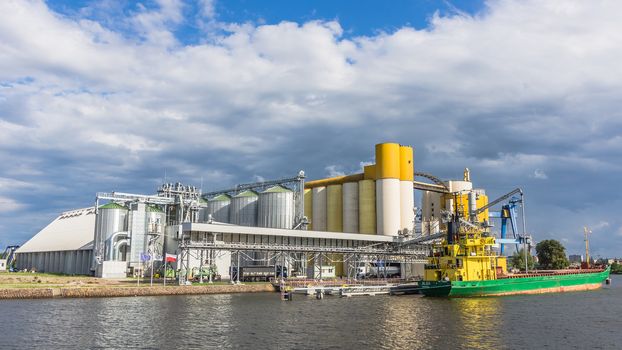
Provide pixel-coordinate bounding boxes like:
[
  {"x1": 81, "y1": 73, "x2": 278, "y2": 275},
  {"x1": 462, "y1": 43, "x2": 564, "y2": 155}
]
[{"x1": 419, "y1": 222, "x2": 610, "y2": 297}]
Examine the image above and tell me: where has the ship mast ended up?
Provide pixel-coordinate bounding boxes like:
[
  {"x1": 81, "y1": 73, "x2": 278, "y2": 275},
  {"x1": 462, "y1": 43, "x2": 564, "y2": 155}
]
[{"x1": 584, "y1": 227, "x2": 592, "y2": 268}]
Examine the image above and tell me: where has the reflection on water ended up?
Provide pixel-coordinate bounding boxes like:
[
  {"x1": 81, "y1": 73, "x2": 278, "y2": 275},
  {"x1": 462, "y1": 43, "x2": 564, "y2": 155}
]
[
  {"x1": 453, "y1": 298, "x2": 503, "y2": 350},
  {"x1": 1, "y1": 276, "x2": 621, "y2": 349}
]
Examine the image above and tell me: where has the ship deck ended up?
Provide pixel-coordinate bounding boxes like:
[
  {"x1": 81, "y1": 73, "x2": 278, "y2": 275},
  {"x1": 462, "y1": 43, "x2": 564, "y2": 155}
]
[{"x1": 498, "y1": 268, "x2": 607, "y2": 279}]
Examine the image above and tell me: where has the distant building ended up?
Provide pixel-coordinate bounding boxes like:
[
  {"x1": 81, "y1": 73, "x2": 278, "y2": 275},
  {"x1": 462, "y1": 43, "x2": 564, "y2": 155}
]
[
  {"x1": 568, "y1": 255, "x2": 583, "y2": 263},
  {"x1": 597, "y1": 258, "x2": 615, "y2": 265}
]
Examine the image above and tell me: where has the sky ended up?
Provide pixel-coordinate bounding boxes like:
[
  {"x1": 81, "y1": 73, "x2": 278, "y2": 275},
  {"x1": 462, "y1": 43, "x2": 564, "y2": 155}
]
[{"x1": 1, "y1": 0, "x2": 621, "y2": 258}]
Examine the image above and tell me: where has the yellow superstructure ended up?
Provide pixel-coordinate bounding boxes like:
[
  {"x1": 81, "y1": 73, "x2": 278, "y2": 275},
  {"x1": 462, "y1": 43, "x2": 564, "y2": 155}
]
[
  {"x1": 424, "y1": 227, "x2": 507, "y2": 282},
  {"x1": 363, "y1": 164, "x2": 376, "y2": 180},
  {"x1": 441, "y1": 191, "x2": 489, "y2": 224}
]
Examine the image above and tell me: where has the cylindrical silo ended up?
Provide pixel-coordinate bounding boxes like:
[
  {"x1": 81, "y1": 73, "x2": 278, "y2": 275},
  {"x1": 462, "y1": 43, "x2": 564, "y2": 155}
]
[
  {"x1": 326, "y1": 184, "x2": 344, "y2": 276},
  {"x1": 422, "y1": 191, "x2": 442, "y2": 220},
  {"x1": 258, "y1": 185, "x2": 294, "y2": 229},
  {"x1": 375, "y1": 143, "x2": 401, "y2": 236},
  {"x1": 358, "y1": 180, "x2": 376, "y2": 234},
  {"x1": 327, "y1": 184, "x2": 343, "y2": 232},
  {"x1": 198, "y1": 198, "x2": 208, "y2": 223},
  {"x1": 312, "y1": 186, "x2": 327, "y2": 231},
  {"x1": 399, "y1": 145, "x2": 415, "y2": 234},
  {"x1": 342, "y1": 182, "x2": 359, "y2": 233},
  {"x1": 97, "y1": 203, "x2": 128, "y2": 261},
  {"x1": 146, "y1": 205, "x2": 166, "y2": 254},
  {"x1": 304, "y1": 188, "x2": 313, "y2": 230},
  {"x1": 207, "y1": 194, "x2": 231, "y2": 223},
  {"x1": 230, "y1": 190, "x2": 258, "y2": 226}
]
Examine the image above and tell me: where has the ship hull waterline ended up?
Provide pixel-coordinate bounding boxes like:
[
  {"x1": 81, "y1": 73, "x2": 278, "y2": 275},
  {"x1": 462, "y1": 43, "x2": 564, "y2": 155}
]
[{"x1": 419, "y1": 268, "x2": 610, "y2": 297}]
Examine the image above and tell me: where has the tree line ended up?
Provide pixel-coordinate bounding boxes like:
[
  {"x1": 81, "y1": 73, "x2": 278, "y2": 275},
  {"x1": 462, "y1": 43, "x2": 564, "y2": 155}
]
[{"x1": 509, "y1": 239, "x2": 570, "y2": 270}]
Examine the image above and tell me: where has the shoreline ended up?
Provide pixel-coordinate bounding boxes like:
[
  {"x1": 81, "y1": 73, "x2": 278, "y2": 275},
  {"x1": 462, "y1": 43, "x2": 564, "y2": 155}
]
[{"x1": 0, "y1": 283, "x2": 277, "y2": 300}]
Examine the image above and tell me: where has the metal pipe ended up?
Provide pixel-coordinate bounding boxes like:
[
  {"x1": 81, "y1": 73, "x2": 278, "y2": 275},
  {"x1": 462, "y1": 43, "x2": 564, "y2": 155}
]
[{"x1": 113, "y1": 239, "x2": 129, "y2": 261}]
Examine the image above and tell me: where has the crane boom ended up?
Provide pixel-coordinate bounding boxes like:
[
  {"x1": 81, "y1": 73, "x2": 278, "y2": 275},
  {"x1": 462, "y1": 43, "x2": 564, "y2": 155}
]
[{"x1": 473, "y1": 188, "x2": 523, "y2": 216}]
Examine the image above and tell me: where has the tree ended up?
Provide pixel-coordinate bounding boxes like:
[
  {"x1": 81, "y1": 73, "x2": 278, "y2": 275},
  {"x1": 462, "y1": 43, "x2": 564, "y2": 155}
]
[
  {"x1": 510, "y1": 249, "x2": 535, "y2": 270},
  {"x1": 536, "y1": 239, "x2": 569, "y2": 269}
]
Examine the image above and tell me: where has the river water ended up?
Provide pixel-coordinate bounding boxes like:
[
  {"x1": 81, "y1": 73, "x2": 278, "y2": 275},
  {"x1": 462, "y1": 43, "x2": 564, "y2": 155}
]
[{"x1": 1, "y1": 276, "x2": 621, "y2": 349}]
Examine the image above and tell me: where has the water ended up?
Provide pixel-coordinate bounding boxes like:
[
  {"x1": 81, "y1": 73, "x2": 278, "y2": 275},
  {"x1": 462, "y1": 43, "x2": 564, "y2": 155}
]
[{"x1": 2, "y1": 276, "x2": 621, "y2": 349}]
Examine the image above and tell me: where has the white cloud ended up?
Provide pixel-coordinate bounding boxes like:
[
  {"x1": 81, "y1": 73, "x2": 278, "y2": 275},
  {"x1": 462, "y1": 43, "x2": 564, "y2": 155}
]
[
  {"x1": 591, "y1": 221, "x2": 610, "y2": 231},
  {"x1": 532, "y1": 169, "x2": 548, "y2": 180},
  {"x1": 0, "y1": 196, "x2": 25, "y2": 212},
  {"x1": 325, "y1": 165, "x2": 345, "y2": 177}
]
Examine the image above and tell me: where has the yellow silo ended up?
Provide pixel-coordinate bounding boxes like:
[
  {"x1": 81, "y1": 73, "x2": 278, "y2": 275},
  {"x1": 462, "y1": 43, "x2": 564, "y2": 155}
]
[
  {"x1": 304, "y1": 188, "x2": 313, "y2": 230},
  {"x1": 399, "y1": 145, "x2": 414, "y2": 234},
  {"x1": 375, "y1": 143, "x2": 401, "y2": 236},
  {"x1": 358, "y1": 179, "x2": 376, "y2": 234},
  {"x1": 342, "y1": 182, "x2": 359, "y2": 233},
  {"x1": 312, "y1": 187, "x2": 327, "y2": 231}
]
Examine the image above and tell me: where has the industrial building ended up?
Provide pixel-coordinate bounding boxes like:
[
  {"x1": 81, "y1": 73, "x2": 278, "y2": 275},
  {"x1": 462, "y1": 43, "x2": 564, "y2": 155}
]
[{"x1": 15, "y1": 142, "x2": 496, "y2": 282}]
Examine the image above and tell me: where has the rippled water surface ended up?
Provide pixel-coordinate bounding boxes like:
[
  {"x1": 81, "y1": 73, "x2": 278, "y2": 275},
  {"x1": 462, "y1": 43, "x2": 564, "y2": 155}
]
[{"x1": 2, "y1": 276, "x2": 622, "y2": 349}]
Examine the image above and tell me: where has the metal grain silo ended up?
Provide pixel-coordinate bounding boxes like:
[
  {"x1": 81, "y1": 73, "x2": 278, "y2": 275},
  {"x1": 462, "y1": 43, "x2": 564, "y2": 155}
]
[
  {"x1": 342, "y1": 182, "x2": 359, "y2": 233},
  {"x1": 198, "y1": 198, "x2": 208, "y2": 223},
  {"x1": 358, "y1": 180, "x2": 376, "y2": 234},
  {"x1": 258, "y1": 185, "x2": 294, "y2": 229},
  {"x1": 96, "y1": 202, "x2": 128, "y2": 261},
  {"x1": 327, "y1": 184, "x2": 343, "y2": 232},
  {"x1": 207, "y1": 194, "x2": 231, "y2": 223},
  {"x1": 312, "y1": 186, "x2": 327, "y2": 231},
  {"x1": 230, "y1": 190, "x2": 258, "y2": 226}
]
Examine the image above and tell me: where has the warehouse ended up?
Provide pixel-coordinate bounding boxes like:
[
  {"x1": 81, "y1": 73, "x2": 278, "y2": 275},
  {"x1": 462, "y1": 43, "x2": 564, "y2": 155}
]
[{"x1": 15, "y1": 207, "x2": 95, "y2": 275}]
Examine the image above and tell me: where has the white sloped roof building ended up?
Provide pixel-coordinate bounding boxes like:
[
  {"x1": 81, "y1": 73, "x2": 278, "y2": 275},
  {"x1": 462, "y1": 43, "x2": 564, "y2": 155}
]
[{"x1": 15, "y1": 207, "x2": 96, "y2": 275}]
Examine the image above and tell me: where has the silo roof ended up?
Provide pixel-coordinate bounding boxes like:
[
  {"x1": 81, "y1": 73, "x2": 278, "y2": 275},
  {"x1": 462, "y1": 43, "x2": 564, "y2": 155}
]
[
  {"x1": 209, "y1": 194, "x2": 231, "y2": 201},
  {"x1": 263, "y1": 185, "x2": 292, "y2": 193},
  {"x1": 99, "y1": 202, "x2": 127, "y2": 210},
  {"x1": 234, "y1": 190, "x2": 257, "y2": 197},
  {"x1": 16, "y1": 207, "x2": 96, "y2": 253}
]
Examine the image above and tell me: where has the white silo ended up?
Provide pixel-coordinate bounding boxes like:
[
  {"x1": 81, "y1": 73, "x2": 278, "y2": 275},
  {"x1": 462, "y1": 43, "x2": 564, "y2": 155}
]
[
  {"x1": 375, "y1": 143, "x2": 401, "y2": 236},
  {"x1": 207, "y1": 194, "x2": 231, "y2": 223},
  {"x1": 230, "y1": 190, "x2": 258, "y2": 226},
  {"x1": 258, "y1": 185, "x2": 294, "y2": 229},
  {"x1": 96, "y1": 202, "x2": 128, "y2": 261}
]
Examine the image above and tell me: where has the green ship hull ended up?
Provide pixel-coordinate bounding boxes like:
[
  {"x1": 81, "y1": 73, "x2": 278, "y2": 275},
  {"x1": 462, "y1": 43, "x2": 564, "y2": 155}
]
[{"x1": 420, "y1": 267, "x2": 610, "y2": 297}]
